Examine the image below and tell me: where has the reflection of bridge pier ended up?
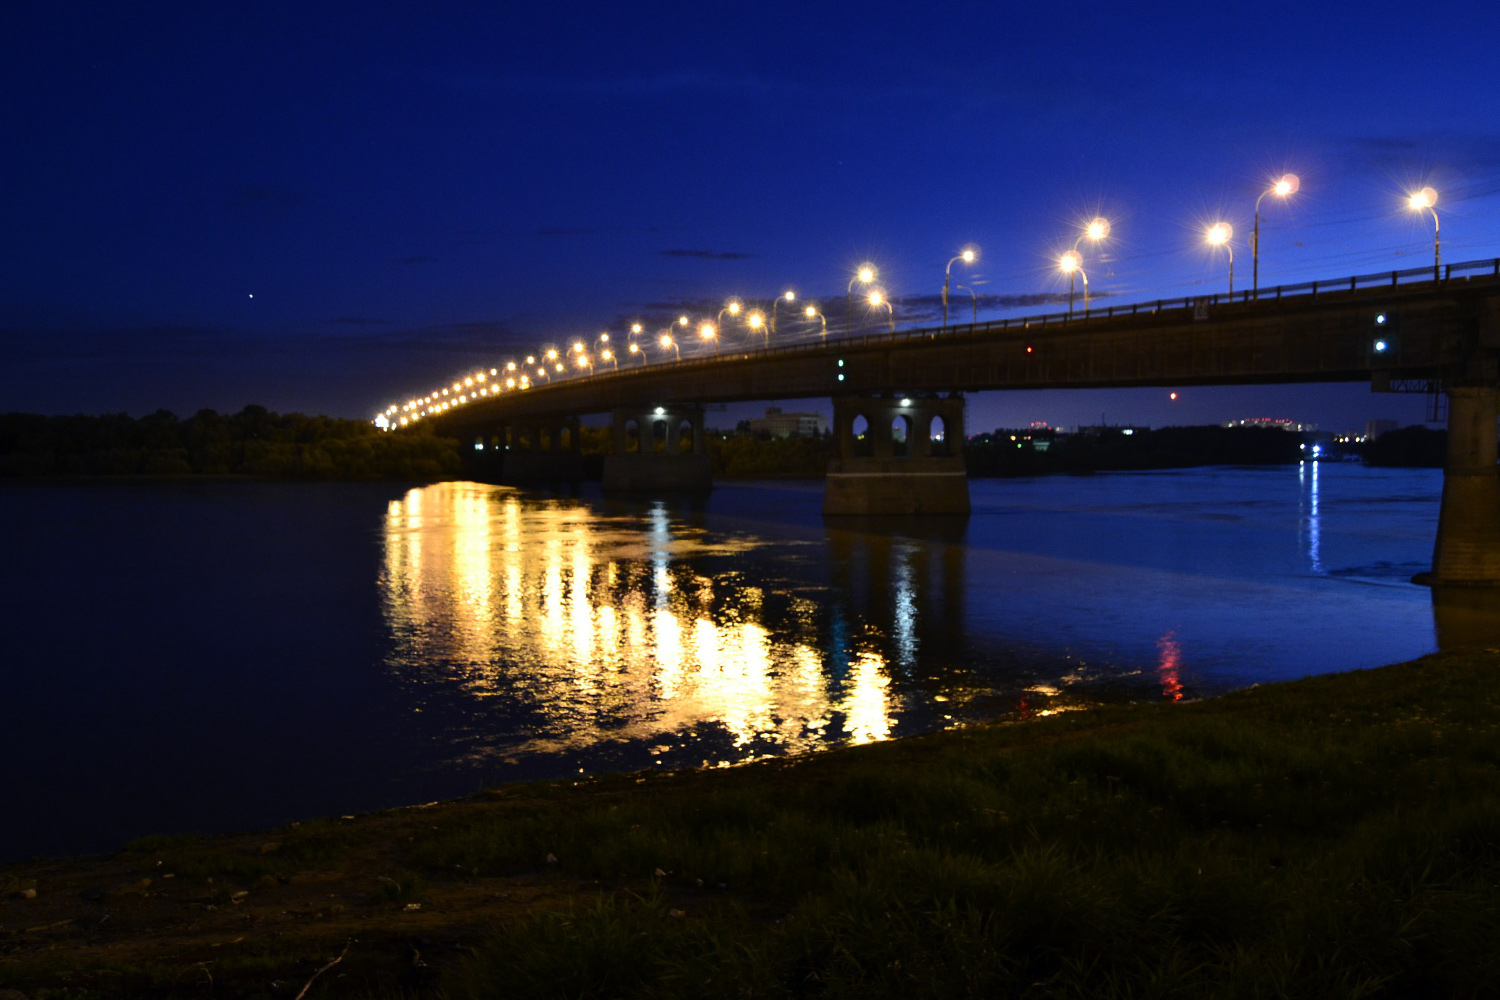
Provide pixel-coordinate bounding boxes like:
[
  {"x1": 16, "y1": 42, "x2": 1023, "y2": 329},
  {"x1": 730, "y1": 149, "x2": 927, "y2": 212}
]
[
  {"x1": 824, "y1": 394, "x2": 970, "y2": 515},
  {"x1": 602, "y1": 405, "x2": 713, "y2": 493}
]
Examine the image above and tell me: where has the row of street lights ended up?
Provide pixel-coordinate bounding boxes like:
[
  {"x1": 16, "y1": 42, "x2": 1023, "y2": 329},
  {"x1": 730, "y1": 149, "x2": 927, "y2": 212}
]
[{"x1": 375, "y1": 179, "x2": 1450, "y2": 427}]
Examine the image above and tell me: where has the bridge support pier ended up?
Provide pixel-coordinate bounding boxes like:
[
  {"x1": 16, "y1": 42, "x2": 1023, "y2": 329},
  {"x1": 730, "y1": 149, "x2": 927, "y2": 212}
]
[
  {"x1": 824, "y1": 394, "x2": 970, "y2": 516},
  {"x1": 1427, "y1": 385, "x2": 1500, "y2": 585},
  {"x1": 499, "y1": 416, "x2": 585, "y2": 485},
  {"x1": 602, "y1": 405, "x2": 712, "y2": 493}
]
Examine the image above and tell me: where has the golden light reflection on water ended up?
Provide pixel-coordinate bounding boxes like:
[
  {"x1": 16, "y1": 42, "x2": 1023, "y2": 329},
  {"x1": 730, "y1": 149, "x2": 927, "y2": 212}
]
[{"x1": 379, "y1": 482, "x2": 899, "y2": 763}]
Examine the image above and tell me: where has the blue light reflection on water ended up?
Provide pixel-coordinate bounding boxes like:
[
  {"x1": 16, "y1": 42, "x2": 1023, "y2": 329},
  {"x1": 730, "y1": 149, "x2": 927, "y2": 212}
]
[{"x1": 0, "y1": 465, "x2": 1472, "y2": 861}]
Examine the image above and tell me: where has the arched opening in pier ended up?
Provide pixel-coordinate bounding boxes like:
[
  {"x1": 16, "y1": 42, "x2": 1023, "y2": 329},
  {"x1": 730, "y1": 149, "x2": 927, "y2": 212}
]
[
  {"x1": 677, "y1": 419, "x2": 695, "y2": 454},
  {"x1": 929, "y1": 415, "x2": 948, "y2": 456},
  {"x1": 515, "y1": 428, "x2": 533, "y2": 451},
  {"x1": 891, "y1": 415, "x2": 911, "y2": 457},
  {"x1": 851, "y1": 414, "x2": 872, "y2": 458},
  {"x1": 537, "y1": 427, "x2": 553, "y2": 452},
  {"x1": 557, "y1": 426, "x2": 572, "y2": 451},
  {"x1": 651, "y1": 419, "x2": 668, "y2": 453},
  {"x1": 624, "y1": 419, "x2": 640, "y2": 453}
]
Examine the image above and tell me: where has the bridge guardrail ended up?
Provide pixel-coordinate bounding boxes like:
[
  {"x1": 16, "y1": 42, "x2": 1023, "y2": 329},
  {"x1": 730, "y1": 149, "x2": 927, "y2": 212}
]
[{"x1": 410, "y1": 255, "x2": 1500, "y2": 414}]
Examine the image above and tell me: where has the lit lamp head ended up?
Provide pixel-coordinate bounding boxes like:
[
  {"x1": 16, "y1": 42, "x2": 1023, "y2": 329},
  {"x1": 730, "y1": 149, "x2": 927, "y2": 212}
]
[
  {"x1": 1409, "y1": 186, "x2": 1438, "y2": 210},
  {"x1": 678, "y1": 315, "x2": 689, "y2": 327},
  {"x1": 1058, "y1": 250, "x2": 1081, "y2": 273},
  {"x1": 804, "y1": 305, "x2": 817, "y2": 318},
  {"x1": 1084, "y1": 217, "x2": 1110, "y2": 241},
  {"x1": 601, "y1": 349, "x2": 612, "y2": 360},
  {"x1": 545, "y1": 348, "x2": 558, "y2": 360},
  {"x1": 699, "y1": 321, "x2": 716, "y2": 340},
  {"x1": 867, "y1": 289, "x2": 886, "y2": 307},
  {"x1": 783, "y1": 290, "x2": 796, "y2": 301},
  {"x1": 572, "y1": 342, "x2": 584, "y2": 353},
  {"x1": 575, "y1": 354, "x2": 589, "y2": 368},
  {"x1": 1206, "y1": 222, "x2": 1233, "y2": 246},
  {"x1": 961, "y1": 248, "x2": 977, "y2": 263},
  {"x1": 857, "y1": 264, "x2": 876, "y2": 283},
  {"x1": 629, "y1": 342, "x2": 640, "y2": 353},
  {"x1": 525, "y1": 355, "x2": 535, "y2": 365},
  {"x1": 659, "y1": 333, "x2": 673, "y2": 348},
  {"x1": 727, "y1": 300, "x2": 742, "y2": 316},
  {"x1": 1272, "y1": 173, "x2": 1300, "y2": 197},
  {"x1": 598, "y1": 332, "x2": 609, "y2": 342},
  {"x1": 630, "y1": 322, "x2": 643, "y2": 335},
  {"x1": 747, "y1": 310, "x2": 765, "y2": 329}
]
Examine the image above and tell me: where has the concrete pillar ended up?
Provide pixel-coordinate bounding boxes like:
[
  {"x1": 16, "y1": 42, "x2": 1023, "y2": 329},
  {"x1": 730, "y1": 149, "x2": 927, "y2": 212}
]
[
  {"x1": 824, "y1": 394, "x2": 970, "y2": 515},
  {"x1": 1428, "y1": 385, "x2": 1500, "y2": 584},
  {"x1": 602, "y1": 405, "x2": 712, "y2": 493}
]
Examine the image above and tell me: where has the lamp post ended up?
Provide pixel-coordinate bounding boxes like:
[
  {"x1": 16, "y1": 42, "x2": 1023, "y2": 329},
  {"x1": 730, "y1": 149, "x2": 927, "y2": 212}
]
[
  {"x1": 942, "y1": 247, "x2": 977, "y2": 329},
  {"x1": 955, "y1": 284, "x2": 978, "y2": 324},
  {"x1": 1409, "y1": 186, "x2": 1440, "y2": 274},
  {"x1": 771, "y1": 290, "x2": 796, "y2": 339},
  {"x1": 804, "y1": 302, "x2": 827, "y2": 337},
  {"x1": 846, "y1": 264, "x2": 876, "y2": 335},
  {"x1": 629, "y1": 342, "x2": 646, "y2": 366},
  {"x1": 746, "y1": 309, "x2": 767, "y2": 346},
  {"x1": 1071, "y1": 218, "x2": 1109, "y2": 314},
  {"x1": 1252, "y1": 174, "x2": 1299, "y2": 294},
  {"x1": 868, "y1": 289, "x2": 894, "y2": 332},
  {"x1": 600, "y1": 348, "x2": 616, "y2": 370},
  {"x1": 1206, "y1": 222, "x2": 1234, "y2": 295},
  {"x1": 716, "y1": 299, "x2": 742, "y2": 334},
  {"x1": 1058, "y1": 251, "x2": 1085, "y2": 319},
  {"x1": 699, "y1": 321, "x2": 719, "y2": 357},
  {"x1": 659, "y1": 332, "x2": 680, "y2": 361}
]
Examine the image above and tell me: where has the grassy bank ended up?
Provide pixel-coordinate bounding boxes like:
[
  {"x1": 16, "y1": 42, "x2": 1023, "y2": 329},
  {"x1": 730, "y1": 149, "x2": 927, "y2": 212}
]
[{"x1": 3, "y1": 650, "x2": 1498, "y2": 998}]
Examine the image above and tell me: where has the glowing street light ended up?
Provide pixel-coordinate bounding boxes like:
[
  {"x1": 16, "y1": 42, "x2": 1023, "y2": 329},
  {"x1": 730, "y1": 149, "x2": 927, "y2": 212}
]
[
  {"x1": 699, "y1": 320, "x2": 719, "y2": 356},
  {"x1": 1408, "y1": 186, "x2": 1440, "y2": 272},
  {"x1": 867, "y1": 288, "x2": 894, "y2": 332},
  {"x1": 746, "y1": 309, "x2": 767, "y2": 345},
  {"x1": 804, "y1": 302, "x2": 827, "y2": 337},
  {"x1": 1069, "y1": 219, "x2": 1109, "y2": 314},
  {"x1": 847, "y1": 263, "x2": 877, "y2": 334},
  {"x1": 771, "y1": 289, "x2": 796, "y2": 339},
  {"x1": 1206, "y1": 221, "x2": 1234, "y2": 295},
  {"x1": 717, "y1": 299, "x2": 743, "y2": 331},
  {"x1": 600, "y1": 347, "x2": 616, "y2": 370},
  {"x1": 1252, "y1": 174, "x2": 1299, "y2": 293},
  {"x1": 658, "y1": 332, "x2": 681, "y2": 361},
  {"x1": 1058, "y1": 250, "x2": 1085, "y2": 319},
  {"x1": 629, "y1": 341, "x2": 646, "y2": 365},
  {"x1": 942, "y1": 247, "x2": 977, "y2": 329}
]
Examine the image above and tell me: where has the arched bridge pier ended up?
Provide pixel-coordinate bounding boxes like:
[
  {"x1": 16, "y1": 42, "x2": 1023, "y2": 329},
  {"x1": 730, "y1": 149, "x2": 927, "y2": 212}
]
[
  {"x1": 601, "y1": 404, "x2": 713, "y2": 493},
  {"x1": 824, "y1": 394, "x2": 970, "y2": 515},
  {"x1": 466, "y1": 416, "x2": 585, "y2": 485}
]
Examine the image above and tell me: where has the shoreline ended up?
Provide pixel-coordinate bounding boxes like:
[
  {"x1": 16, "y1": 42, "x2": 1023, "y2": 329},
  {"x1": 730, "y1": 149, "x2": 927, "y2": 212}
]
[{"x1": 3, "y1": 647, "x2": 1498, "y2": 997}]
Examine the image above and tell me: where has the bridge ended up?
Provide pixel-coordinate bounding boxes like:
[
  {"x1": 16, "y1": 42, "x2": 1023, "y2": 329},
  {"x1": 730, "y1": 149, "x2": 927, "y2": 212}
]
[{"x1": 407, "y1": 257, "x2": 1500, "y2": 586}]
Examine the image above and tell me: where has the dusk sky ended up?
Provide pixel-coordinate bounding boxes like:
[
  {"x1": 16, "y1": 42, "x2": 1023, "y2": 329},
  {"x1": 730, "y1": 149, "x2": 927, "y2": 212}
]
[{"x1": 5, "y1": 1, "x2": 1499, "y2": 432}]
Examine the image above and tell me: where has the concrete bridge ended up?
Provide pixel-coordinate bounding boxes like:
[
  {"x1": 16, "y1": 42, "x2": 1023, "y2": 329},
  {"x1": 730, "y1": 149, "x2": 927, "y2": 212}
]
[{"x1": 413, "y1": 257, "x2": 1500, "y2": 585}]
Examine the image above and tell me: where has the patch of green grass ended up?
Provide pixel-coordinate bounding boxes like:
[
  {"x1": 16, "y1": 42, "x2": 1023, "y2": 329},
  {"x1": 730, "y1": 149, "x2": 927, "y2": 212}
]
[
  {"x1": 121, "y1": 819, "x2": 341, "y2": 880},
  {"x1": 419, "y1": 651, "x2": 1500, "y2": 997}
]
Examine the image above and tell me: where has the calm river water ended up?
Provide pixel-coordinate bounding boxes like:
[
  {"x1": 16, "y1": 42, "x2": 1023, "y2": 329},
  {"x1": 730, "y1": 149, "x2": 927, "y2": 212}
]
[{"x1": 3, "y1": 464, "x2": 1491, "y2": 861}]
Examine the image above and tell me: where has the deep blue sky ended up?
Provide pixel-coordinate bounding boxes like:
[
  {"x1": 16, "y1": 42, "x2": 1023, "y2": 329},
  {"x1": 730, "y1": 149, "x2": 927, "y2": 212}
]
[{"x1": 4, "y1": 1, "x2": 1499, "y2": 433}]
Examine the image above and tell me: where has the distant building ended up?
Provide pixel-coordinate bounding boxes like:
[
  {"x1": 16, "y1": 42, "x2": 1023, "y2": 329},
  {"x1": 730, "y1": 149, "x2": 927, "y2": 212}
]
[
  {"x1": 1365, "y1": 419, "x2": 1400, "y2": 442},
  {"x1": 748, "y1": 406, "x2": 828, "y2": 438},
  {"x1": 1222, "y1": 417, "x2": 1315, "y2": 432}
]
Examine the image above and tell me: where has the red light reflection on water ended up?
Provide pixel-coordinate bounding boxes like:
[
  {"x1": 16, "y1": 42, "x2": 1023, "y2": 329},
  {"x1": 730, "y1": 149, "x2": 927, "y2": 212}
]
[{"x1": 1157, "y1": 630, "x2": 1185, "y2": 702}]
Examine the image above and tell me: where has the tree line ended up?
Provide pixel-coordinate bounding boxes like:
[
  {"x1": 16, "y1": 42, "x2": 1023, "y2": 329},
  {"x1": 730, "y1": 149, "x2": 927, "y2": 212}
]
[{"x1": 0, "y1": 407, "x2": 463, "y2": 480}]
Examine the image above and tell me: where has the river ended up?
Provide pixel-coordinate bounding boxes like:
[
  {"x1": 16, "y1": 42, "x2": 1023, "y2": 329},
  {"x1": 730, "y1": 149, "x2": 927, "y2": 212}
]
[{"x1": 2, "y1": 464, "x2": 1487, "y2": 861}]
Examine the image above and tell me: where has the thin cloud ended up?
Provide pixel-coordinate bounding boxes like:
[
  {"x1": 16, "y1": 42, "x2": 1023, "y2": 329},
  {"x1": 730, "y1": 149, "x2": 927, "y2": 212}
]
[{"x1": 658, "y1": 249, "x2": 755, "y2": 260}]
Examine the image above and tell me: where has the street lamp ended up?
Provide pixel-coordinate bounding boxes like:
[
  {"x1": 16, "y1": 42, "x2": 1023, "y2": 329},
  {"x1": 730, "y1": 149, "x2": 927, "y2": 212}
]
[
  {"x1": 659, "y1": 332, "x2": 680, "y2": 361},
  {"x1": 804, "y1": 302, "x2": 827, "y2": 337},
  {"x1": 629, "y1": 341, "x2": 646, "y2": 365},
  {"x1": 1206, "y1": 222, "x2": 1234, "y2": 295},
  {"x1": 847, "y1": 264, "x2": 877, "y2": 335},
  {"x1": 600, "y1": 347, "x2": 616, "y2": 370},
  {"x1": 771, "y1": 290, "x2": 796, "y2": 339},
  {"x1": 1070, "y1": 218, "x2": 1109, "y2": 314},
  {"x1": 1408, "y1": 186, "x2": 1440, "y2": 272},
  {"x1": 746, "y1": 309, "x2": 767, "y2": 345},
  {"x1": 699, "y1": 321, "x2": 719, "y2": 356},
  {"x1": 1058, "y1": 250, "x2": 1086, "y2": 319},
  {"x1": 1252, "y1": 174, "x2": 1298, "y2": 294},
  {"x1": 942, "y1": 247, "x2": 977, "y2": 329},
  {"x1": 867, "y1": 289, "x2": 894, "y2": 332},
  {"x1": 717, "y1": 299, "x2": 743, "y2": 331},
  {"x1": 955, "y1": 284, "x2": 978, "y2": 324}
]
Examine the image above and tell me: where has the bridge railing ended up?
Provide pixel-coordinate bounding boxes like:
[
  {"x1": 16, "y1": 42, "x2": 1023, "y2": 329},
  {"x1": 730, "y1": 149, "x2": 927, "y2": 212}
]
[{"x1": 416, "y1": 255, "x2": 1500, "y2": 410}]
